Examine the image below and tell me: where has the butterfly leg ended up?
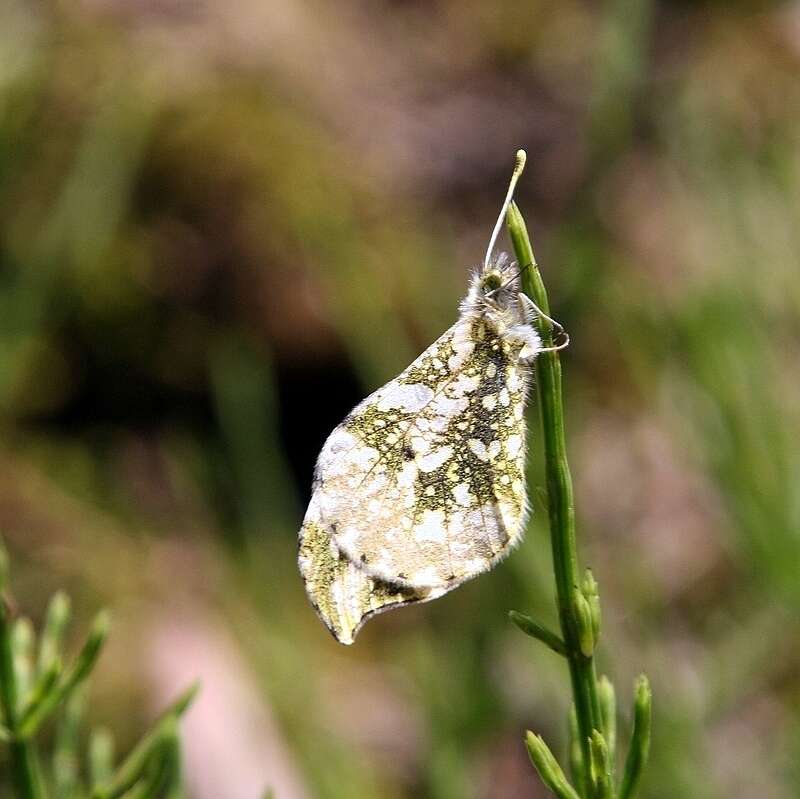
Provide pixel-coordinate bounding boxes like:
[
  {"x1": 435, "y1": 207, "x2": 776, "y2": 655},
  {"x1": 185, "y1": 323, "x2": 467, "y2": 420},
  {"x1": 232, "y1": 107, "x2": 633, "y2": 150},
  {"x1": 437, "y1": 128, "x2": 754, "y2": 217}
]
[{"x1": 517, "y1": 293, "x2": 570, "y2": 354}]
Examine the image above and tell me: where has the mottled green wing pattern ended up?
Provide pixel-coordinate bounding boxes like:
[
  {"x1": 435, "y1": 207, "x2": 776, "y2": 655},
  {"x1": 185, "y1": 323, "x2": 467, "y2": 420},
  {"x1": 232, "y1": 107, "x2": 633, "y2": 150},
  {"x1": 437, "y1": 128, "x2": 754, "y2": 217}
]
[
  {"x1": 300, "y1": 313, "x2": 531, "y2": 643},
  {"x1": 298, "y1": 497, "x2": 440, "y2": 645}
]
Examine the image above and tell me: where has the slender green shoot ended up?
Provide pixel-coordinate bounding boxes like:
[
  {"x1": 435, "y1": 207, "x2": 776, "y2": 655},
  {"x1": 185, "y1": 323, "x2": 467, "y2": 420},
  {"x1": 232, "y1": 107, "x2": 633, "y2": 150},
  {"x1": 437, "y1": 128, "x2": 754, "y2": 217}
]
[
  {"x1": 88, "y1": 728, "x2": 115, "y2": 788},
  {"x1": 37, "y1": 592, "x2": 71, "y2": 677},
  {"x1": 589, "y1": 731, "x2": 614, "y2": 799},
  {"x1": 19, "y1": 611, "x2": 110, "y2": 739},
  {"x1": 619, "y1": 676, "x2": 652, "y2": 799},
  {"x1": 0, "y1": 542, "x2": 46, "y2": 799},
  {"x1": 598, "y1": 676, "x2": 617, "y2": 766},
  {"x1": 53, "y1": 694, "x2": 84, "y2": 799},
  {"x1": 0, "y1": 541, "x2": 197, "y2": 799},
  {"x1": 507, "y1": 197, "x2": 603, "y2": 795},
  {"x1": 90, "y1": 689, "x2": 197, "y2": 799},
  {"x1": 509, "y1": 610, "x2": 567, "y2": 655},
  {"x1": 505, "y1": 155, "x2": 652, "y2": 799},
  {"x1": 525, "y1": 732, "x2": 582, "y2": 799}
]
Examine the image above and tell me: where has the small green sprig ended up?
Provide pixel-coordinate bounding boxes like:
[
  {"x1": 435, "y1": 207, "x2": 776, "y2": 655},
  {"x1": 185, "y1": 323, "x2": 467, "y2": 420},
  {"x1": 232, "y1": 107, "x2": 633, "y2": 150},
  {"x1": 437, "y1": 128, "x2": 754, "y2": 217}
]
[
  {"x1": 619, "y1": 676, "x2": 652, "y2": 799},
  {"x1": 505, "y1": 154, "x2": 653, "y2": 799},
  {"x1": 526, "y1": 732, "x2": 582, "y2": 799},
  {"x1": 0, "y1": 539, "x2": 198, "y2": 799}
]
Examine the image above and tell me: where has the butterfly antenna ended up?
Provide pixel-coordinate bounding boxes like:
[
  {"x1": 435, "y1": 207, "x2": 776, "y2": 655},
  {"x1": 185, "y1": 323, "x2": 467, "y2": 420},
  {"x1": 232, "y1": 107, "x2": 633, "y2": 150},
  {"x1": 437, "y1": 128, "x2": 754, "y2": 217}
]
[{"x1": 484, "y1": 149, "x2": 527, "y2": 272}]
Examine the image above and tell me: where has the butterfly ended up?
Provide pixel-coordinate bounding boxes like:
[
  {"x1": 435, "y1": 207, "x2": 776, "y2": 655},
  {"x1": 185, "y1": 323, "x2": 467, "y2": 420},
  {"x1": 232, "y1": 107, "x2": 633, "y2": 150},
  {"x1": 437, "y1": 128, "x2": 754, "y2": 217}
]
[{"x1": 298, "y1": 152, "x2": 564, "y2": 644}]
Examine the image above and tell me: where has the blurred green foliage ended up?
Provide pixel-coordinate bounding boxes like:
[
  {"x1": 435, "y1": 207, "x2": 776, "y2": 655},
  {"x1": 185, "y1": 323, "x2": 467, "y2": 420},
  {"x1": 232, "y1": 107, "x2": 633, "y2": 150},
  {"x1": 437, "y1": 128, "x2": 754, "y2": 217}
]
[
  {"x1": 0, "y1": 542, "x2": 197, "y2": 798},
  {"x1": 1, "y1": 0, "x2": 799, "y2": 797}
]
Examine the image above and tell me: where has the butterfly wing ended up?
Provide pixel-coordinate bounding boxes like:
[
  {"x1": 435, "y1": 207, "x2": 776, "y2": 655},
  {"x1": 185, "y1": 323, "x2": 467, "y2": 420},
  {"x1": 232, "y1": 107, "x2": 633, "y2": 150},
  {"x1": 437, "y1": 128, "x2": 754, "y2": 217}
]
[
  {"x1": 298, "y1": 494, "x2": 443, "y2": 644},
  {"x1": 300, "y1": 316, "x2": 530, "y2": 641}
]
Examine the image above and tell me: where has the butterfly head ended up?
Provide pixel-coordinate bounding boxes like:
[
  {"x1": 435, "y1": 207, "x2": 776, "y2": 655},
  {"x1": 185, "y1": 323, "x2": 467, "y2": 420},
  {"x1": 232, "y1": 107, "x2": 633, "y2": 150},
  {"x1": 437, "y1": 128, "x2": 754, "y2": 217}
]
[
  {"x1": 461, "y1": 254, "x2": 525, "y2": 325},
  {"x1": 483, "y1": 252, "x2": 524, "y2": 302},
  {"x1": 480, "y1": 269, "x2": 504, "y2": 294}
]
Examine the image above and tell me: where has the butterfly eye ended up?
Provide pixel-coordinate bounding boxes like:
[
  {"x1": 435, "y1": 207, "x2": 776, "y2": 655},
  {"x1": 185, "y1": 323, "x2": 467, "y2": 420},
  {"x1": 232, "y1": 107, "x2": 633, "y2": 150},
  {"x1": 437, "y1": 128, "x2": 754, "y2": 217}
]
[{"x1": 482, "y1": 272, "x2": 503, "y2": 293}]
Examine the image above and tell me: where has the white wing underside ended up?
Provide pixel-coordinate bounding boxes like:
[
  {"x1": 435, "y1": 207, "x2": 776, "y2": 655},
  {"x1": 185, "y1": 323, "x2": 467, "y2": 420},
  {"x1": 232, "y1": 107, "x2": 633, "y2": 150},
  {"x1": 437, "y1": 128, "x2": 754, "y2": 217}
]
[
  {"x1": 298, "y1": 496, "x2": 445, "y2": 644},
  {"x1": 299, "y1": 315, "x2": 534, "y2": 643}
]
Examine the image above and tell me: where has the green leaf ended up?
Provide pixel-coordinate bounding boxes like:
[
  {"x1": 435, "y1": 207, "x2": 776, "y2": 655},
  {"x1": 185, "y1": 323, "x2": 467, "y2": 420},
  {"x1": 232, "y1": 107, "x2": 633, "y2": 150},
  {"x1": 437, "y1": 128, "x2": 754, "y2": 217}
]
[
  {"x1": 19, "y1": 610, "x2": 110, "y2": 739},
  {"x1": 18, "y1": 658, "x2": 62, "y2": 733},
  {"x1": 589, "y1": 730, "x2": 614, "y2": 799},
  {"x1": 582, "y1": 569, "x2": 601, "y2": 645},
  {"x1": 598, "y1": 675, "x2": 617, "y2": 764},
  {"x1": 91, "y1": 686, "x2": 197, "y2": 799},
  {"x1": 37, "y1": 591, "x2": 71, "y2": 677},
  {"x1": 0, "y1": 560, "x2": 47, "y2": 799},
  {"x1": 53, "y1": 693, "x2": 84, "y2": 799},
  {"x1": 118, "y1": 719, "x2": 180, "y2": 799},
  {"x1": 13, "y1": 617, "x2": 36, "y2": 707},
  {"x1": 157, "y1": 683, "x2": 200, "y2": 722},
  {"x1": 0, "y1": 593, "x2": 21, "y2": 729},
  {"x1": 89, "y1": 727, "x2": 115, "y2": 788},
  {"x1": 567, "y1": 705, "x2": 584, "y2": 792},
  {"x1": 524, "y1": 731, "x2": 582, "y2": 799},
  {"x1": 509, "y1": 610, "x2": 566, "y2": 655},
  {"x1": 0, "y1": 539, "x2": 9, "y2": 593},
  {"x1": 573, "y1": 591, "x2": 596, "y2": 658},
  {"x1": 619, "y1": 675, "x2": 652, "y2": 799}
]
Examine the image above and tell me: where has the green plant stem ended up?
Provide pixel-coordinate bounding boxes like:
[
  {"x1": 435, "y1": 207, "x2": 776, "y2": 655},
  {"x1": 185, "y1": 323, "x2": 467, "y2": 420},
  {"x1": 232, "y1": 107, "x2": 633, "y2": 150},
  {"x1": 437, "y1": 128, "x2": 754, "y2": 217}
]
[
  {"x1": 8, "y1": 742, "x2": 46, "y2": 799},
  {"x1": 508, "y1": 202, "x2": 603, "y2": 797},
  {"x1": 0, "y1": 598, "x2": 46, "y2": 799}
]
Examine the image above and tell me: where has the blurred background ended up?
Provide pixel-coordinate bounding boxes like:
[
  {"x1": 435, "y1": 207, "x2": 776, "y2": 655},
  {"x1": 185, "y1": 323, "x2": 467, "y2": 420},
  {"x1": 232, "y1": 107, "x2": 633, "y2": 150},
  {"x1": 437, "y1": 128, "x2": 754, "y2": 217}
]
[{"x1": 1, "y1": 0, "x2": 799, "y2": 796}]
